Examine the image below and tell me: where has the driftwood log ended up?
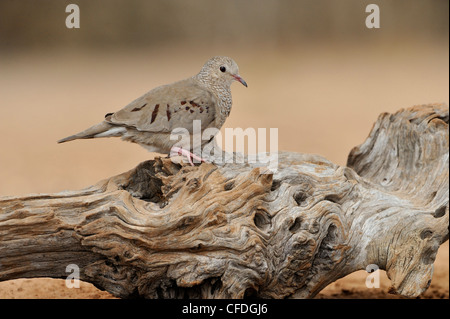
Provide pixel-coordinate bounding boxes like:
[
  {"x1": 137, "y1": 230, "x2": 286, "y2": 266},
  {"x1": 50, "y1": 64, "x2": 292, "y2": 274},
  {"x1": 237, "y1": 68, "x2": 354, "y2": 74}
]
[{"x1": 0, "y1": 103, "x2": 448, "y2": 299}]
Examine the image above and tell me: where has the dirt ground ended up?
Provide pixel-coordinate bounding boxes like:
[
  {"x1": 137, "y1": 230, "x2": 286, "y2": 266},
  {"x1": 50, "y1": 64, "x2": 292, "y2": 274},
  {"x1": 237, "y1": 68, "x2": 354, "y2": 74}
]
[{"x1": 0, "y1": 42, "x2": 448, "y2": 299}]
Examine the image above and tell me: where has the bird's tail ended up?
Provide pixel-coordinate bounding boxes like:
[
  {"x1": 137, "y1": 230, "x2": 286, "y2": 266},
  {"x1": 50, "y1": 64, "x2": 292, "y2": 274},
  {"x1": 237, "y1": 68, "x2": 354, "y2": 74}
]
[{"x1": 57, "y1": 121, "x2": 126, "y2": 144}]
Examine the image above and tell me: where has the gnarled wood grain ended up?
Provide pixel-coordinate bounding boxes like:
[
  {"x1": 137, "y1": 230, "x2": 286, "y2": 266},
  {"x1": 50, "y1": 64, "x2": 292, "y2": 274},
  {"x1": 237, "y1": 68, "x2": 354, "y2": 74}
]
[{"x1": 0, "y1": 103, "x2": 448, "y2": 298}]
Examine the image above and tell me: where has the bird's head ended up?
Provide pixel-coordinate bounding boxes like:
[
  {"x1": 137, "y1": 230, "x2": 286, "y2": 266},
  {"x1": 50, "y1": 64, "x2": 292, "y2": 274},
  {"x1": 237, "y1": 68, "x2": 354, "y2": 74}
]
[{"x1": 197, "y1": 56, "x2": 247, "y2": 89}]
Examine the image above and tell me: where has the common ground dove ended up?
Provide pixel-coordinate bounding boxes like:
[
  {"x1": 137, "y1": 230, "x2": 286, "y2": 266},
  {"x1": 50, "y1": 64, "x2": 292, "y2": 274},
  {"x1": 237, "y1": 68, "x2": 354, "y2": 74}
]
[{"x1": 58, "y1": 56, "x2": 247, "y2": 164}]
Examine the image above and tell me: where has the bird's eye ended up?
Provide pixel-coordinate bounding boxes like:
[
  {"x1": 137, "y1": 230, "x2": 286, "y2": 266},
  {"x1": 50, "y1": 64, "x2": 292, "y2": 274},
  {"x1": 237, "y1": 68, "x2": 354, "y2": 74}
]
[{"x1": 220, "y1": 66, "x2": 226, "y2": 73}]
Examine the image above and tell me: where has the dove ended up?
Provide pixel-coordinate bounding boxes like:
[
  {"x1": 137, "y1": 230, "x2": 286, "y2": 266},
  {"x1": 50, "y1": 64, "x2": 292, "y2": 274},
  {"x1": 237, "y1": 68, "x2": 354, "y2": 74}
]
[{"x1": 58, "y1": 56, "x2": 247, "y2": 164}]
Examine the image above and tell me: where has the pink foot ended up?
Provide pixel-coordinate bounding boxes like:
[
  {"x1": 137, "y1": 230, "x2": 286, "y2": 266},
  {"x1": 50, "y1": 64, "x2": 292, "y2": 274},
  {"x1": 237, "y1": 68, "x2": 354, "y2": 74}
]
[{"x1": 170, "y1": 147, "x2": 205, "y2": 166}]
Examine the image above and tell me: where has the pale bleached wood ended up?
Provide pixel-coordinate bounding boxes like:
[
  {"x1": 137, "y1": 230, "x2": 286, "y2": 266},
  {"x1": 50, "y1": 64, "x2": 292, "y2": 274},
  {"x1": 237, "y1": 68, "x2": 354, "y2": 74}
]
[{"x1": 0, "y1": 103, "x2": 448, "y2": 298}]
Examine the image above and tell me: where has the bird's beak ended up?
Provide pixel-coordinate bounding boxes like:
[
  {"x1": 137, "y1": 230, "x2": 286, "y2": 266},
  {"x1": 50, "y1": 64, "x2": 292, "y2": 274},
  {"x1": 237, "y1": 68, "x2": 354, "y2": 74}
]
[{"x1": 233, "y1": 75, "x2": 248, "y2": 87}]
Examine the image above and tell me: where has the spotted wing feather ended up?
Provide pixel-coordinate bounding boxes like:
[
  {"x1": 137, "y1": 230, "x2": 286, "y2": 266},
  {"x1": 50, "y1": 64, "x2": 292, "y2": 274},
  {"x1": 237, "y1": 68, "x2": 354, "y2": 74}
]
[{"x1": 106, "y1": 79, "x2": 217, "y2": 134}]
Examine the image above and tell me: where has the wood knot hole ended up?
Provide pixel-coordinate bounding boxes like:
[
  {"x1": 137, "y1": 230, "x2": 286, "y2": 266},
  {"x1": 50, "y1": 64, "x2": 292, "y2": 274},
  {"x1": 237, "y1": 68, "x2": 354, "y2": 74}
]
[
  {"x1": 224, "y1": 180, "x2": 235, "y2": 191},
  {"x1": 420, "y1": 230, "x2": 433, "y2": 240},
  {"x1": 289, "y1": 217, "x2": 302, "y2": 233},
  {"x1": 271, "y1": 179, "x2": 281, "y2": 191},
  {"x1": 254, "y1": 210, "x2": 271, "y2": 230},
  {"x1": 433, "y1": 205, "x2": 447, "y2": 218},
  {"x1": 294, "y1": 191, "x2": 308, "y2": 205}
]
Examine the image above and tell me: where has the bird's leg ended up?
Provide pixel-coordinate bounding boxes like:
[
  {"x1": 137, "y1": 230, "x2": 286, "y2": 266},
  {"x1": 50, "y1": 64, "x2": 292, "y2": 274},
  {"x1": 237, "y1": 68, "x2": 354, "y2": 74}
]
[{"x1": 170, "y1": 146, "x2": 205, "y2": 166}]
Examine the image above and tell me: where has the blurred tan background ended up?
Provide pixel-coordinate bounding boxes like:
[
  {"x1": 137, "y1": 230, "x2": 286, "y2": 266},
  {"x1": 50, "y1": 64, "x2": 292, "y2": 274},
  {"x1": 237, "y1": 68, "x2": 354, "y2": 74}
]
[{"x1": 0, "y1": 0, "x2": 448, "y2": 298}]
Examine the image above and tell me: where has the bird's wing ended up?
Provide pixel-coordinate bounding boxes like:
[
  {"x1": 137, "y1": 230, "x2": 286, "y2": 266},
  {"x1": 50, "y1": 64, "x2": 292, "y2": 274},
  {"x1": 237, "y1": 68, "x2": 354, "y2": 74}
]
[{"x1": 106, "y1": 79, "x2": 217, "y2": 134}]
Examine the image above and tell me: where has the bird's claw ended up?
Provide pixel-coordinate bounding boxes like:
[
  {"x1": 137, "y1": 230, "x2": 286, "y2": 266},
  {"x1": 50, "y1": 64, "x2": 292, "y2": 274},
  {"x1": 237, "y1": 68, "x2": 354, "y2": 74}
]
[{"x1": 170, "y1": 147, "x2": 205, "y2": 166}]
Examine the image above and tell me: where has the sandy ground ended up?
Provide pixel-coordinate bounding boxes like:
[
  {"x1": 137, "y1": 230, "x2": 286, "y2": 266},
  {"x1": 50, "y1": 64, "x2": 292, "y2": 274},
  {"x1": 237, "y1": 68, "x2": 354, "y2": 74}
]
[{"x1": 0, "y1": 42, "x2": 448, "y2": 299}]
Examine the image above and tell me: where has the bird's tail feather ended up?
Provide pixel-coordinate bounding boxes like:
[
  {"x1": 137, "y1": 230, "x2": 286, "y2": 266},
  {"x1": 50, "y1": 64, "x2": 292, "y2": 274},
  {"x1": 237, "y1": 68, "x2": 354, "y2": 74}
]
[{"x1": 57, "y1": 121, "x2": 125, "y2": 144}]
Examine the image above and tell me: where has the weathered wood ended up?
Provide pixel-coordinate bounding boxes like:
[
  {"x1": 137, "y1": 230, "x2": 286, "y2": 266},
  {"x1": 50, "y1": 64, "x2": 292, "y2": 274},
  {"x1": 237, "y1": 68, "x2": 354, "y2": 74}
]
[{"x1": 0, "y1": 103, "x2": 448, "y2": 298}]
